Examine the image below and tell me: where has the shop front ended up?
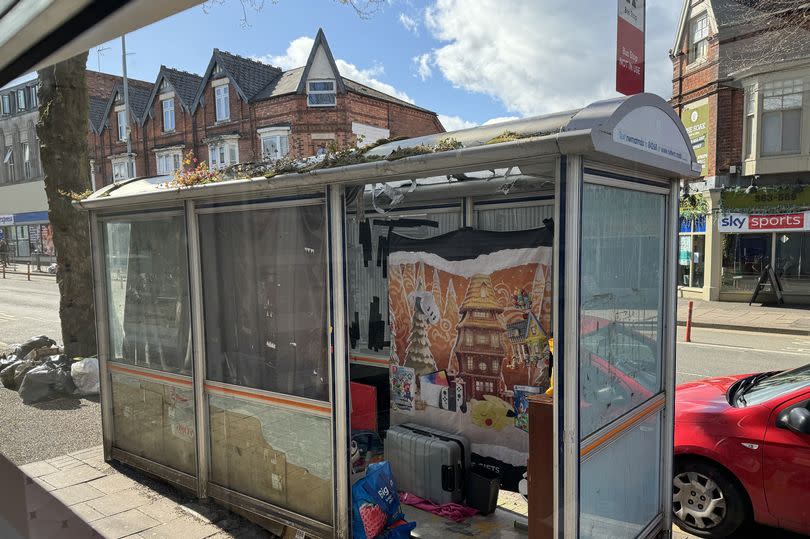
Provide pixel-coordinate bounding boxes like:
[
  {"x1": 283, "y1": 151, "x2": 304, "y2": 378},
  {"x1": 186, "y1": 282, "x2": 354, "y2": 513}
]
[
  {"x1": 0, "y1": 211, "x2": 55, "y2": 266},
  {"x1": 78, "y1": 93, "x2": 698, "y2": 538}
]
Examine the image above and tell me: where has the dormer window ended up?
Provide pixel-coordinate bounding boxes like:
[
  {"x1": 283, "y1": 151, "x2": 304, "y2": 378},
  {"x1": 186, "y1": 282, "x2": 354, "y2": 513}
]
[
  {"x1": 117, "y1": 110, "x2": 127, "y2": 141},
  {"x1": 215, "y1": 84, "x2": 230, "y2": 122},
  {"x1": 307, "y1": 80, "x2": 336, "y2": 107},
  {"x1": 1, "y1": 95, "x2": 9, "y2": 115},
  {"x1": 688, "y1": 12, "x2": 709, "y2": 63},
  {"x1": 162, "y1": 98, "x2": 175, "y2": 132},
  {"x1": 16, "y1": 89, "x2": 25, "y2": 110}
]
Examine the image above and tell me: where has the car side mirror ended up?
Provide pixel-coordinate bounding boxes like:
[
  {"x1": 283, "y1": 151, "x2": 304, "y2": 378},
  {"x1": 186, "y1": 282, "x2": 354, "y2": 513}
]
[{"x1": 778, "y1": 407, "x2": 810, "y2": 434}]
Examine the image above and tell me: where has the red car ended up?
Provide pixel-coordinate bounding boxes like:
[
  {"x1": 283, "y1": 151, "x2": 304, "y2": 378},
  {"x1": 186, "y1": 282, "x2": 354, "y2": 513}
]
[{"x1": 674, "y1": 363, "x2": 810, "y2": 537}]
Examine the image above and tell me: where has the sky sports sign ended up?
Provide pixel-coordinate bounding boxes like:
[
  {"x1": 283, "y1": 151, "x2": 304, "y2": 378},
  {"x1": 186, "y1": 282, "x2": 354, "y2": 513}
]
[{"x1": 719, "y1": 212, "x2": 810, "y2": 233}]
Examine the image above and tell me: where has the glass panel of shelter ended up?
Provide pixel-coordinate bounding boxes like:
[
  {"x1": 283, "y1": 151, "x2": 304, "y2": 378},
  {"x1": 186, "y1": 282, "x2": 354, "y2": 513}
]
[{"x1": 345, "y1": 169, "x2": 556, "y2": 533}]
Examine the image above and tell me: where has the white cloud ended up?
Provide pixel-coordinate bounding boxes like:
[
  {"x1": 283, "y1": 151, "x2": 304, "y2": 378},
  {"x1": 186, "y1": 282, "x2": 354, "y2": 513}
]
[
  {"x1": 253, "y1": 36, "x2": 414, "y2": 104},
  {"x1": 422, "y1": 0, "x2": 681, "y2": 116},
  {"x1": 438, "y1": 114, "x2": 477, "y2": 131},
  {"x1": 413, "y1": 53, "x2": 433, "y2": 80},
  {"x1": 399, "y1": 13, "x2": 419, "y2": 35}
]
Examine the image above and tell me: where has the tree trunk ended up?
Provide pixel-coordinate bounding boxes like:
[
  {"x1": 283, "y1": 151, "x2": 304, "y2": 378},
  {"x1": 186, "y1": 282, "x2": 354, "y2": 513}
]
[{"x1": 36, "y1": 53, "x2": 96, "y2": 358}]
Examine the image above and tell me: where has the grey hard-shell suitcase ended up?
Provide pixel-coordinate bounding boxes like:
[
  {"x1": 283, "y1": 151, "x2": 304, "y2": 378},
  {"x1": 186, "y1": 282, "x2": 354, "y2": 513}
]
[
  {"x1": 399, "y1": 423, "x2": 471, "y2": 475},
  {"x1": 384, "y1": 424, "x2": 468, "y2": 504}
]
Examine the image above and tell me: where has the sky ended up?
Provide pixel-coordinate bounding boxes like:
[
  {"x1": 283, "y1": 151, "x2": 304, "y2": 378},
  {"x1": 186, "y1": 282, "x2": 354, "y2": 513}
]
[{"x1": 26, "y1": 0, "x2": 685, "y2": 131}]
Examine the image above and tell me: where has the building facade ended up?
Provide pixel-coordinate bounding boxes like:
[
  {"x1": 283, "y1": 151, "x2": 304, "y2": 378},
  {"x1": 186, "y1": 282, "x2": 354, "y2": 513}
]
[
  {"x1": 88, "y1": 29, "x2": 444, "y2": 186},
  {"x1": 671, "y1": 0, "x2": 810, "y2": 303},
  {"x1": 0, "y1": 71, "x2": 121, "y2": 262}
]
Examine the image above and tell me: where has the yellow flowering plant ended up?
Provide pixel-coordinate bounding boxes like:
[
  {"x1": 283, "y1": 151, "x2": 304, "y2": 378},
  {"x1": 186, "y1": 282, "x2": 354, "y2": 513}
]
[{"x1": 170, "y1": 151, "x2": 222, "y2": 187}]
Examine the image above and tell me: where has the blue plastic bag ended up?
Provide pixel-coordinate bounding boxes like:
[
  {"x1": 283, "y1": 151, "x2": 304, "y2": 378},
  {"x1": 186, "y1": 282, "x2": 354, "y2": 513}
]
[{"x1": 351, "y1": 461, "x2": 414, "y2": 539}]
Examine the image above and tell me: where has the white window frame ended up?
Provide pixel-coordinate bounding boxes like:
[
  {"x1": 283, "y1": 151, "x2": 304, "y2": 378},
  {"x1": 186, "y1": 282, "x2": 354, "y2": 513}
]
[
  {"x1": 307, "y1": 79, "x2": 336, "y2": 107},
  {"x1": 688, "y1": 12, "x2": 709, "y2": 64},
  {"x1": 29, "y1": 86, "x2": 37, "y2": 108},
  {"x1": 110, "y1": 156, "x2": 135, "y2": 181},
  {"x1": 22, "y1": 142, "x2": 31, "y2": 179},
  {"x1": 745, "y1": 86, "x2": 756, "y2": 158},
  {"x1": 155, "y1": 149, "x2": 183, "y2": 175},
  {"x1": 2, "y1": 95, "x2": 9, "y2": 115},
  {"x1": 208, "y1": 140, "x2": 239, "y2": 169},
  {"x1": 258, "y1": 128, "x2": 290, "y2": 161},
  {"x1": 215, "y1": 84, "x2": 230, "y2": 122},
  {"x1": 16, "y1": 89, "x2": 25, "y2": 110},
  {"x1": 761, "y1": 79, "x2": 803, "y2": 156},
  {"x1": 162, "y1": 98, "x2": 175, "y2": 132},
  {"x1": 117, "y1": 110, "x2": 127, "y2": 141},
  {"x1": 4, "y1": 146, "x2": 13, "y2": 180}
]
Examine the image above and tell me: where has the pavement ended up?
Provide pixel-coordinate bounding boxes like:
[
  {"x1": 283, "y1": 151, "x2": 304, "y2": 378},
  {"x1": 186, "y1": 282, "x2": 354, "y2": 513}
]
[
  {"x1": 678, "y1": 298, "x2": 810, "y2": 336},
  {"x1": 15, "y1": 446, "x2": 278, "y2": 539}
]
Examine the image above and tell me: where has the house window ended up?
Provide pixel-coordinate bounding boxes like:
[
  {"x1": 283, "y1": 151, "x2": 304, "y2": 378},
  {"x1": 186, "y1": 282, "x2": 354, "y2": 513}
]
[
  {"x1": 688, "y1": 12, "x2": 709, "y2": 63},
  {"x1": 209, "y1": 141, "x2": 239, "y2": 169},
  {"x1": 761, "y1": 79, "x2": 803, "y2": 155},
  {"x1": 4, "y1": 146, "x2": 13, "y2": 180},
  {"x1": 490, "y1": 334, "x2": 499, "y2": 348},
  {"x1": 112, "y1": 161, "x2": 132, "y2": 181},
  {"x1": 479, "y1": 361, "x2": 487, "y2": 372},
  {"x1": 467, "y1": 358, "x2": 473, "y2": 370},
  {"x1": 16, "y1": 89, "x2": 25, "y2": 110},
  {"x1": 464, "y1": 332, "x2": 473, "y2": 346},
  {"x1": 117, "y1": 110, "x2": 127, "y2": 141},
  {"x1": 162, "y1": 99, "x2": 175, "y2": 132},
  {"x1": 492, "y1": 359, "x2": 499, "y2": 371},
  {"x1": 259, "y1": 131, "x2": 290, "y2": 161},
  {"x1": 307, "y1": 80, "x2": 336, "y2": 107},
  {"x1": 156, "y1": 151, "x2": 182, "y2": 175},
  {"x1": 2, "y1": 95, "x2": 9, "y2": 114},
  {"x1": 473, "y1": 311, "x2": 488, "y2": 319},
  {"x1": 475, "y1": 334, "x2": 488, "y2": 345},
  {"x1": 29, "y1": 86, "x2": 37, "y2": 108},
  {"x1": 215, "y1": 84, "x2": 230, "y2": 122},
  {"x1": 22, "y1": 143, "x2": 31, "y2": 179},
  {"x1": 745, "y1": 87, "x2": 756, "y2": 158}
]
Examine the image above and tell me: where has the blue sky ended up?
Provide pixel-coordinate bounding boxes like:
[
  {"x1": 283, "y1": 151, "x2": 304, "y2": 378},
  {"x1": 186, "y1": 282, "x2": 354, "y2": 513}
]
[{"x1": 56, "y1": 1, "x2": 687, "y2": 130}]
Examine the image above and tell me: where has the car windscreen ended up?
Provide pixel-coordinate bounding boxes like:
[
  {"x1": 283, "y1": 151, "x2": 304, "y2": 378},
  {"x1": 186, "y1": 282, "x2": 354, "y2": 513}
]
[{"x1": 741, "y1": 363, "x2": 810, "y2": 406}]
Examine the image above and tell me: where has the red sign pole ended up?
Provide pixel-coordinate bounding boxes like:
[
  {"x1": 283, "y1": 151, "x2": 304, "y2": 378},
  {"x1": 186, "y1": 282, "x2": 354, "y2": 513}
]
[{"x1": 616, "y1": 0, "x2": 645, "y2": 96}]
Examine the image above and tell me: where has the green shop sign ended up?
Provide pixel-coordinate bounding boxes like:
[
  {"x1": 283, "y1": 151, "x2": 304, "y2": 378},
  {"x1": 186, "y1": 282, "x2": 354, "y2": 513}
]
[
  {"x1": 681, "y1": 100, "x2": 708, "y2": 177},
  {"x1": 720, "y1": 186, "x2": 810, "y2": 214}
]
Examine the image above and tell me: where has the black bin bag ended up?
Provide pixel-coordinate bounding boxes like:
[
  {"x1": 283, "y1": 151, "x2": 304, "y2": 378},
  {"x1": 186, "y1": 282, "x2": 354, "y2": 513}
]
[{"x1": 19, "y1": 355, "x2": 76, "y2": 404}]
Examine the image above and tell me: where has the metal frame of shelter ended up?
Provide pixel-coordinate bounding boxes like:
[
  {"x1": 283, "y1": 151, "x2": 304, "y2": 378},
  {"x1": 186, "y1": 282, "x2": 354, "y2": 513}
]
[{"x1": 78, "y1": 93, "x2": 699, "y2": 539}]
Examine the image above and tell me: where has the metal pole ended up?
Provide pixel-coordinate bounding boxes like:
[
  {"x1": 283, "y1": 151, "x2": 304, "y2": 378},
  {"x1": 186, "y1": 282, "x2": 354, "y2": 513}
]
[
  {"x1": 685, "y1": 300, "x2": 694, "y2": 343},
  {"x1": 121, "y1": 35, "x2": 133, "y2": 178},
  {"x1": 27, "y1": 261, "x2": 30, "y2": 281}
]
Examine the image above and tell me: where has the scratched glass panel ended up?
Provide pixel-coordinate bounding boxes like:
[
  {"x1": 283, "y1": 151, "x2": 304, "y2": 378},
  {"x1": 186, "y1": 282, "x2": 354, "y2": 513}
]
[
  {"x1": 580, "y1": 412, "x2": 662, "y2": 538},
  {"x1": 579, "y1": 183, "x2": 666, "y2": 438}
]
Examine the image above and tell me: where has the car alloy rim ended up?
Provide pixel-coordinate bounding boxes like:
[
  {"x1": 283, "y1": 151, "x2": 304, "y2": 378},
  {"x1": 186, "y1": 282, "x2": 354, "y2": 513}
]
[{"x1": 673, "y1": 471, "x2": 727, "y2": 530}]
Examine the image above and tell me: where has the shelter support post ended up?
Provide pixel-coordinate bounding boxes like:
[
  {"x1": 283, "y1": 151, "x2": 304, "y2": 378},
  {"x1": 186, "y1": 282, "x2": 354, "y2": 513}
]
[
  {"x1": 328, "y1": 184, "x2": 351, "y2": 537},
  {"x1": 553, "y1": 154, "x2": 583, "y2": 539},
  {"x1": 90, "y1": 211, "x2": 114, "y2": 460},
  {"x1": 186, "y1": 199, "x2": 210, "y2": 499}
]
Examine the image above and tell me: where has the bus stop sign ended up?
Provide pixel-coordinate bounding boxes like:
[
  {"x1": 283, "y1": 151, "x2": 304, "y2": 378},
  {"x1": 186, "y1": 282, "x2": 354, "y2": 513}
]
[{"x1": 616, "y1": 0, "x2": 645, "y2": 96}]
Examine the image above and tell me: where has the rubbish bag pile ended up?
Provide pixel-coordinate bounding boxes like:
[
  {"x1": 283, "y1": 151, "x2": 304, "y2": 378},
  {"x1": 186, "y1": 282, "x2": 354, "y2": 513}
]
[{"x1": 0, "y1": 335, "x2": 100, "y2": 404}]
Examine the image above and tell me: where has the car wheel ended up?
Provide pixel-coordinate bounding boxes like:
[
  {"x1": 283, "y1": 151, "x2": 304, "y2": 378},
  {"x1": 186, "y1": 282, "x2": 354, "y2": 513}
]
[{"x1": 673, "y1": 459, "x2": 750, "y2": 538}]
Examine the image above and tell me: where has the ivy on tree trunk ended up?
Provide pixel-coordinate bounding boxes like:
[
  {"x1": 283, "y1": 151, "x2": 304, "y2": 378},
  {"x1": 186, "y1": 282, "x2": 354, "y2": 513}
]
[{"x1": 36, "y1": 52, "x2": 97, "y2": 358}]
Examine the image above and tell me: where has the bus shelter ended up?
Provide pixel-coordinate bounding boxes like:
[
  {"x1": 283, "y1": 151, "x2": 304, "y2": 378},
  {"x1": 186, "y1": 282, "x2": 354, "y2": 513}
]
[{"x1": 78, "y1": 93, "x2": 699, "y2": 539}]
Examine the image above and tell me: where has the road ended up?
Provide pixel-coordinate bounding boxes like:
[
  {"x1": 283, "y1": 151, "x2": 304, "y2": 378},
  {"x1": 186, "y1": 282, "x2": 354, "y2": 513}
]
[
  {"x1": 0, "y1": 273, "x2": 62, "y2": 348},
  {"x1": 676, "y1": 326, "x2": 810, "y2": 384}
]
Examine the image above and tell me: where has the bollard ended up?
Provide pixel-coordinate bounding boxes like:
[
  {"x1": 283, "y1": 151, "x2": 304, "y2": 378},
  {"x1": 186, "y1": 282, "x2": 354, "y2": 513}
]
[
  {"x1": 685, "y1": 300, "x2": 694, "y2": 343},
  {"x1": 27, "y1": 262, "x2": 31, "y2": 281},
  {"x1": 2, "y1": 263, "x2": 4, "y2": 279}
]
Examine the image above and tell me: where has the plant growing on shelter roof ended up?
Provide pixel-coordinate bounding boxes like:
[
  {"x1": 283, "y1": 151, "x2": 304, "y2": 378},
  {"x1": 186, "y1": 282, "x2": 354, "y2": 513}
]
[{"x1": 170, "y1": 151, "x2": 222, "y2": 187}]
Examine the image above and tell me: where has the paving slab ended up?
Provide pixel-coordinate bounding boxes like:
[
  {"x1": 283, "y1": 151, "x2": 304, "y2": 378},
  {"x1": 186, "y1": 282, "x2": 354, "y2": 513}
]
[
  {"x1": 88, "y1": 474, "x2": 138, "y2": 495},
  {"x1": 91, "y1": 508, "x2": 160, "y2": 538},
  {"x1": 85, "y1": 488, "x2": 153, "y2": 517},
  {"x1": 51, "y1": 482, "x2": 106, "y2": 506},
  {"x1": 38, "y1": 464, "x2": 106, "y2": 489},
  {"x1": 19, "y1": 460, "x2": 59, "y2": 478},
  {"x1": 137, "y1": 515, "x2": 220, "y2": 539},
  {"x1": 71, "y1": 501, "x2": 106, "y2": 523}
]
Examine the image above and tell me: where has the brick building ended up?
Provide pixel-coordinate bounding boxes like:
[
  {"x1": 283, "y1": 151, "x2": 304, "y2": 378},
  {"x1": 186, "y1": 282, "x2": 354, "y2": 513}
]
[
  {"x1": 88, "y1": 29, "x2": 444, "y2": 185},
  {"x1": 671, "y1": 0, "x2": 810, "y2": 303}
]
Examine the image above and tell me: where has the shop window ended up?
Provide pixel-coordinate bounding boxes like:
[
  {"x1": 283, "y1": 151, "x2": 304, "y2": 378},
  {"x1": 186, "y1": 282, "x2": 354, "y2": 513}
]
[
  {"x1": 215, "y1": 84, "x2": 230, "y2": 121},
  {"x1": 775, "y1": 232, "x2": 810, "y2": 292},
  {"x1": 162, "y1": 98, "x2": 175, "y2": 132},
  {"x1": 688, "y1": 12, "x2": 709, "y2": 63},
  {"x1": 307, "y1": 80, "x2": 336, "y2": 107},
  {"x1": 198, "y1": 203, "x2": 329, "y2": 401},
  {"x1": 761, "y1": 79, "x2": 802, "y2": 155},
  {"x1": 678, "y1": 216, "x2": 706, "y2": 288},
  {"x1": 721, "y1": 233, "x2": 772, "y2": 291}
]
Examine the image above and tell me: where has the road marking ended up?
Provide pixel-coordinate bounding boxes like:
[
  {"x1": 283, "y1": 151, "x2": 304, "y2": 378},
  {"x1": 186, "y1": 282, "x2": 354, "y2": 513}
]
[
  {"x1": 23, "y1": 316, "x2": 59, "y2": 324},
  {"x1": 681, "y1": 340, "x2": 810, "y2": 357},
  {"x1": 676, "y1": 371, "x2": 706, "y2": 377}
]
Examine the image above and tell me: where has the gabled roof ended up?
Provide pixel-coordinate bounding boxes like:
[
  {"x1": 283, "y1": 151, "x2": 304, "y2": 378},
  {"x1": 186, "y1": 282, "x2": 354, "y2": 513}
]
[
  {"x1": 89, "y1": 95, "x2": 108, "y2": 134},
  {"x1": 192, "y1": 48, "x2": 282, "y2": 110},
  {"x1": 98, "y1": 80, "x2": 154, "y2": 132},
  {"x1": 295, "y1": 27, "x2": 346, "y2": 95},
  {"x1": 139, "y1": 66, "x2": 202, "y2": 126}
]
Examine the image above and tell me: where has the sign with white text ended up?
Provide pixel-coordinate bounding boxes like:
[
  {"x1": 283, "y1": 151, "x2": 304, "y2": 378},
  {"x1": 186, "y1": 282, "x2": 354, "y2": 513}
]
[
  {"x1": 617, "y1": 0, "x2": 645, "y2": 95},
  {"x1": 681, "y1": 99, "x2": 709, "y2": 176},
  {"x1": 719, "y1": 212, "x2": 810, "y2": 233},
  {"x1": 0, "y1": 215, "x2": 13, "y2": 226}
]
